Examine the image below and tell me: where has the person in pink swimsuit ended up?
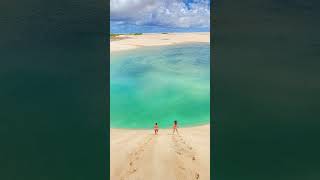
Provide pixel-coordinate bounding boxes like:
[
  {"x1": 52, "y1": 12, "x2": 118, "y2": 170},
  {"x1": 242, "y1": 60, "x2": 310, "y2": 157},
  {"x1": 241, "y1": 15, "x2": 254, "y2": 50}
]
[
  {"x1": 172, "y1": 120, "x2": 179, "y2": 134},
  {"x1": 154, "y1": 123, "x2": 159, "y2": 135}
]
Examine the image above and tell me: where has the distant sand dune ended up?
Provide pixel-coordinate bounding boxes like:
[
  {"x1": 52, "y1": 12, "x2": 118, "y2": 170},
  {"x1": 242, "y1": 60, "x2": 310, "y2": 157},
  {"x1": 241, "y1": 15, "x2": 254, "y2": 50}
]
[{"x1": 111, "y1": 125, "x2": 210, "y2": 180}]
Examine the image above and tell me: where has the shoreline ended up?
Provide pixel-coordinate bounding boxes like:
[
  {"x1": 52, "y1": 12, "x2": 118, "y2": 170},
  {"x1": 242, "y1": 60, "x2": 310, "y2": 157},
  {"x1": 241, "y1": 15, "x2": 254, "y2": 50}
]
[
  {"x1": 110, "y1": 32, "x2": 210, "y2": 53},
  {"x1": 110, "y1": 122, "x2": 210, "y2": 130}
]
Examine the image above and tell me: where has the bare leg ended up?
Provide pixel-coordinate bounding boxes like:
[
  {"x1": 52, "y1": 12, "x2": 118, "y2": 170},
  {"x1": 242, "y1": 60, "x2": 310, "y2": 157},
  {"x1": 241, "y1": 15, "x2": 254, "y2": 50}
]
[{"x1": 173, "y1": 128, "x2": 178, "y2": 135}]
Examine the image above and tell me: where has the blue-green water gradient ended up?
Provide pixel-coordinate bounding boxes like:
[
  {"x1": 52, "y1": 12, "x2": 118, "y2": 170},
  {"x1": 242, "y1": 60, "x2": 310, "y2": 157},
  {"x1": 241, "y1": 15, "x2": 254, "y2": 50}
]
[{"x1": 111, "y1": 43, "x2": 210, "y2": 128}]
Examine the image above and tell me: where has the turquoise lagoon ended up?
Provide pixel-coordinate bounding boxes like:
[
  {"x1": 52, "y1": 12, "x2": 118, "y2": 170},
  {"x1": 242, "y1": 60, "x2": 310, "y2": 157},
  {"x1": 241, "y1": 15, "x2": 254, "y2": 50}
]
[{"x1": 110, "y1": 43, "x2": 210, "y2": 128}]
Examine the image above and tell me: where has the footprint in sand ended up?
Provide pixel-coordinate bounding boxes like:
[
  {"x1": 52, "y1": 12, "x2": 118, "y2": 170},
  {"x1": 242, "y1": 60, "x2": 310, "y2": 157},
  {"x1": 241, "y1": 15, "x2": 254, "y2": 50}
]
[
  {"x1": 120, "y1": 135, "x2": 154, "y2": 180},
  {"x1": 171, "y1": 134, "x2": 200, "y2": 180},
  {"x1": 195, "y1": 173, "x2": 200, "y2": 179},
  {"x1": 173, "y1": 136, "x2": 195, "y2": 158}
]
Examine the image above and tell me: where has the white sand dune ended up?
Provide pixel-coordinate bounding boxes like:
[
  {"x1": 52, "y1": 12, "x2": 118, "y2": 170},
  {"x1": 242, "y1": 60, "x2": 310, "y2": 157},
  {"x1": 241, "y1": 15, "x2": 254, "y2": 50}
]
[
  {"x1": 110, "y1": 32, "x2": 210, "y2": 179},
  {"x1": 110, "y1": 125, "x2": 210, "y2": 180},
  {"x1": 110, "y1": 32, "x2": 210, "y2": 52}
]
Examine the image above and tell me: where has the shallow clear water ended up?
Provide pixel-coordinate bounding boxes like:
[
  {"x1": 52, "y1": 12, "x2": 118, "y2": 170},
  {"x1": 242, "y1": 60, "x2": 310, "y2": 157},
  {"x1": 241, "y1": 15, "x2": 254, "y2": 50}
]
[{"x1": 110, "y1": 43, "x2": 210, "y2": 128}]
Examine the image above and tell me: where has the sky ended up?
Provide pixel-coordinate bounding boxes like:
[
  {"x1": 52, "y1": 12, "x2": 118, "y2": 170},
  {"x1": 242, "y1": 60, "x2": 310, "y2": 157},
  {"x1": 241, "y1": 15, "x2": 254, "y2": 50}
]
[{"x1": 110, "y1": 0, "x2": 210, "y2": 33}]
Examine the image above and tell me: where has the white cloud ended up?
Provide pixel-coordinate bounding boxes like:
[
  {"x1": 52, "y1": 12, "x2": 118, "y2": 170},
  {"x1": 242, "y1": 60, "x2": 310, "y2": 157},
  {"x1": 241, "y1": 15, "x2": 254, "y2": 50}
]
[{"x1": 110, "y1": 0, "x2": 210, "y2": 28}]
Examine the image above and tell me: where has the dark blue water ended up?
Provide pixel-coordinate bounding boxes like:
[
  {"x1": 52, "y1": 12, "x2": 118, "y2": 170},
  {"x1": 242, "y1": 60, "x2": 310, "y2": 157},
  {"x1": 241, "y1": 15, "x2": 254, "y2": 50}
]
[
  {"x1": 214, "y1": 0, "x2": 320, "y2": 179},
  {"x1": 0, "y1": 0, "x2": 108, "y2": 179}
]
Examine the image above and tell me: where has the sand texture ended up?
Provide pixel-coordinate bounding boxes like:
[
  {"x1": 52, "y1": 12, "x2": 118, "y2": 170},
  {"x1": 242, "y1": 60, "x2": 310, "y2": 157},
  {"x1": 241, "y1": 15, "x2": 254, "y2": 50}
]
[{"x1": 110, "y1": 125, "x2": 210, "y2": 180}]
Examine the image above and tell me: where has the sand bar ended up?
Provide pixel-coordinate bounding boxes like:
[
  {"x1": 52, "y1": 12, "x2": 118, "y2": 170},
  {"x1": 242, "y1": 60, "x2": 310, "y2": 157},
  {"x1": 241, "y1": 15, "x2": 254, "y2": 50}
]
[{"x1": 110, "y1": 32, "x2": 210, "y2": 52}]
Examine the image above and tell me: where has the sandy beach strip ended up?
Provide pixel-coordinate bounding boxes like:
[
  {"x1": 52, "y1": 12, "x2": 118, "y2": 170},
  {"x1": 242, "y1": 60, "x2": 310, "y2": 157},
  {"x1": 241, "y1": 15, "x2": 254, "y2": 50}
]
[
  {"x1": 110, "y1": 32, "x2": 210, "y2": 53},
  {"x1": 110, "y1": 124, "x2": 210, "y2": 180}
]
